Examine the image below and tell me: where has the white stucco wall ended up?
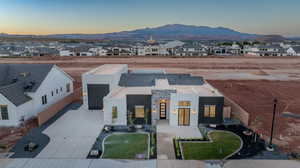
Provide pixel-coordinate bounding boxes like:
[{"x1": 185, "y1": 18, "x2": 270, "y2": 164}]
[
  {"x1": 169, "y1": 92, "x2": 199, "y2": 127},
  {"x1": 82, "y1": 65, "x2": 128, "y2": 110},
  {"x1": 103, "y1": 96, "x2": 127, "y2": 125}
]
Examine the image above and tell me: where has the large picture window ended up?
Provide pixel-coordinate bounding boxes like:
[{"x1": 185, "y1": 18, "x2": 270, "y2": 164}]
[
  {"x1": 0, "y1": 105, "x2": 9, "y2": 120},
  {"x1": 135, "y1": 105, "x2": 145, "y2": 118},
  {"x1": 204, "y1": 105, "x2": 216, "y2": 118}
]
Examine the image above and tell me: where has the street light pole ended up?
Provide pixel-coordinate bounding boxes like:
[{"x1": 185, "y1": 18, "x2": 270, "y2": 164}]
[{"x1": 269, "y1": 98, "x2": 278, "y2": 149}]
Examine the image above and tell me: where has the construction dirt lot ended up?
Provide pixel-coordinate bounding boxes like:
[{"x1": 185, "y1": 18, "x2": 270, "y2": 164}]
[{"x1": 1, "y1": 56, "x2": 300, "y2": 153}]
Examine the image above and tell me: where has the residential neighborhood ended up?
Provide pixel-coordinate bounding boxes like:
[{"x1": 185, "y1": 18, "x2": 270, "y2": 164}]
[{"x1": 1, "y1": 37, "x2": 300, "y2": 57}]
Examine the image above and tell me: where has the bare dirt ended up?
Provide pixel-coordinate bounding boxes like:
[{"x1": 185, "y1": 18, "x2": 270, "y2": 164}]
[
  {"x1": 208, "y1": 80, "x2": 300, "y2": 153},
  {"x1": 0, "y1": 118, "x2": 38, "y2": 153}
]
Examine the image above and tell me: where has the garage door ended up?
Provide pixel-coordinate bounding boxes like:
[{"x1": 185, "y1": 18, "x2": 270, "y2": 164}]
[{"x1": 87, "y1": 84, "x2": 109, "y2": 110}]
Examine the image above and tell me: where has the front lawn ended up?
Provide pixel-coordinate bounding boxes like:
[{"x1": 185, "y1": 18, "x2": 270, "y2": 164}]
[
  {"x1": 181, "y1": 131, "x2": 241, "y2": 160},
  {"x1": 102, "y1": 133, "x2": 149, "y2": 159}
]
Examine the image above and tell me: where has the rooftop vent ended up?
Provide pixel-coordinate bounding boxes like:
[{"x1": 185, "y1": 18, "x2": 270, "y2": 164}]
[
  {"x1": 11, "y1": 78, "x2": 18, "y2": 84},
  {"x1": 19, "y1": 72, "x2": 31, "y2": 77},
  {"x1": 23, "y1": 81, "x2": 35, "y2": 90}
]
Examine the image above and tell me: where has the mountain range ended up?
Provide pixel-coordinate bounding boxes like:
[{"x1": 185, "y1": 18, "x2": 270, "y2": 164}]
[{"x1": 0, "y1": 24, "x2": 285, "y2": 41}]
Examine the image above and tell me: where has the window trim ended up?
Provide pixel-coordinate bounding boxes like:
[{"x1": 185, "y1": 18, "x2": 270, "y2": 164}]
[
  {"x1": 42, "y1": 95, "x2": 47, "y2": 105},
  {"x1": 0, "y1": 105, "x2": 9, "y2": 120},
  {"x1": 66, "y1": 83, "x2": 71, "y2": 93}
]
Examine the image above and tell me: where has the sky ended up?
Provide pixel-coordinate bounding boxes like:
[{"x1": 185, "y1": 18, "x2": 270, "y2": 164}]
[{"x1": 0, "y1": 0, "x2": 300, "y2": 36}]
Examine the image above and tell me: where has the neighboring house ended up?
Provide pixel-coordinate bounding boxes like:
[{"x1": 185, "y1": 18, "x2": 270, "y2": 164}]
[
  {"x1": 60, "y1": 48, "x2": 75, "y2": 56},
  {"x1": 247, "y1": 45, "x2": 287, "y2": 56},
  {"x1": 30, "y1": 47, "x2": 59, "y2": 57},
  {"x1": 0, "y1": 50, "x2": 11, "y2": 57},
  {"x1": 0, "y1": 64, "x2": 74, "y2": 126},
  {"x1": 82, "y1": 64, "x2": 224, "y2": 127},
  {"x1": 106, "y1": 47, "x2": 133, "y2": 56},
  {"x1": 287, "y1": 46, "x2": 300, "y2": 56},
  {"x1": 74, "y1": 47, "x2": 94, "y2": 56},
  {"x1": 174, "y1": 45, "x2": 208, "y2": 56},
  {"x1": 89, "y1": 47, "x2": 108, "y2": 56}
]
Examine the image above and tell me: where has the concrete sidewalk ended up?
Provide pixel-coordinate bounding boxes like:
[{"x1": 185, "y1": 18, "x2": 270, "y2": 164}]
[
  {"x1": 0, "y1": 159, "x2": 156, "y2": 168},
  {"x1": 156, "y1": 120, "x2": 202, "y2": 160}
]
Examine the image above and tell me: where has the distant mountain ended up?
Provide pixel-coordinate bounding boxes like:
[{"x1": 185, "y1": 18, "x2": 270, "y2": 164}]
[{"x1": 0, "y1": 24, "x2": 264, "y2": 41}]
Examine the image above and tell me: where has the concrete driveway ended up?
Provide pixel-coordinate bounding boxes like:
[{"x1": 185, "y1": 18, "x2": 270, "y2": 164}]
[{"x1": 37, "y1": 107, "x2": 103, "y2": 158}]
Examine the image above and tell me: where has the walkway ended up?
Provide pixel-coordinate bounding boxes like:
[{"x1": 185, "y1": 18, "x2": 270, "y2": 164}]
[{"x1": 156, "y1": 120, "x2": 202, "y2": 160}]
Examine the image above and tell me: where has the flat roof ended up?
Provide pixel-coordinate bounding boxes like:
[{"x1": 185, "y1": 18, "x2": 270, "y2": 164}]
[
  {"x1": 87, "y1": 64, "x2": 127, "y2": 75},
  {"x1": 106, "y1": 82, "x2": 222, "y2": 100}
]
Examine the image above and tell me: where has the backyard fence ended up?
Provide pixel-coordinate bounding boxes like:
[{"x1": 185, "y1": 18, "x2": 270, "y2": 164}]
[{"x1": 37, "y1": 88, "x2": 82, "y2": 126}]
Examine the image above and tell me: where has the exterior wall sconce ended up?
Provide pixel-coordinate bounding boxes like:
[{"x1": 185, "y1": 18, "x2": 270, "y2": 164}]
[
  {"x1": 152, "y1": 109, "x2": 157, "y2": 113},
  {"x1": 82, "y1": 92, "x2": 87, "y2": 96},
  {"x1": 172, "y1": 109, "x2": 177, "y2": 114},
  {"x1": 191, "y1": 109, "x2": 197, "y2": 114}
]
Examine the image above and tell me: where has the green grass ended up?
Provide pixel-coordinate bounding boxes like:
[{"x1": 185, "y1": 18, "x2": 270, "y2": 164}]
[
  {"x1": 102, "y1": 133, "x2": 149, "y2": 159},
  {"x1": 181, "y1": 131, "x2": 241, "y2": 160}
]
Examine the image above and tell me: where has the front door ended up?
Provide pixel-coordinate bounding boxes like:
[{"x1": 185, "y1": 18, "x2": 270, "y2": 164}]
[
  {"x1": 160, "y1": 102, "x2": 167, "y2": 119},
  {"x1": 178, "y1": 108, "x2": 190, "y2": 126}
]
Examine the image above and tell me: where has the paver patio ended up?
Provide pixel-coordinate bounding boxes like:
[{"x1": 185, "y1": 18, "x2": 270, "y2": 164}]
[
  {"x1": 36, "y1": 106, "x2": 103, "y2": 158},
  {"x1": 156, "y1": 120, "x2": 202, "y2": 160}
]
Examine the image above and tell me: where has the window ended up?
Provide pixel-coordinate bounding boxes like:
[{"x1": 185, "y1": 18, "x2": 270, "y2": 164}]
[
  {"x1": 42, "y1": 95, "x2": 47, "y2": 105},
  {"x1": 66, "y1": 83, "x2": 70, "y2": 93},
  {"x1": 56, "y1": 89, "x2": 58, "y2": 94},
  {"x1": 60, "y1": 87, "x2": 63, "y2": 92},
  {"x1": 112, "y1": 106, "x2": 118, "y2": 122},
  {"x1": 0, "y1": 105, "x2": 9, "y2": 120},
  {"x1": 135, "y1": 105, "x2": 145, "y2": 118},
  {"x1": 178, "y1": 101, "x2": 191, "y2": 106},
  {"x1": 204, "y1": 105, "x2": 216, "y2": 118},
  {"x1": 51, "y1": 91, "x2": 54, "y2": 96}
]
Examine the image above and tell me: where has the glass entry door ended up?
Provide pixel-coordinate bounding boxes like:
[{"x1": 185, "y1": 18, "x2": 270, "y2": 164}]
[
  {"x1": 160, "y1": 102, "x2": 167, "y2": 119},
  {"x1": 178, "y1": 108, "x2": 190, "y2": 126}
]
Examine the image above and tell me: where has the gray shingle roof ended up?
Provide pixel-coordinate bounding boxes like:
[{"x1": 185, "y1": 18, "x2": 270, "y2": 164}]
[
  {"x1": 0, "y1": 82, "x2": 32, "y2": 106},
  {"x1": 119, "y1": 73, "x2": 204, "y2": 87},
  {"x1": 0, "y1": 64, "x2": 54, "y2": 106},
  {"x1": 293, "y1": 46, "x2": 300, "y2": 53}
]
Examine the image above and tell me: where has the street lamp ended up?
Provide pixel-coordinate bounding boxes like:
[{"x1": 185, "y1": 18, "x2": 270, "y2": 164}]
[{"x1": 267, "y1": 98, "x2": 277, "y2": 151}]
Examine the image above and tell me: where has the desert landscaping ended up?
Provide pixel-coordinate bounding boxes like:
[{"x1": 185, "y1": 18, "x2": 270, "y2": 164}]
[{"x1": 1, "y1": 56, "x2": 300, "y2": 154}]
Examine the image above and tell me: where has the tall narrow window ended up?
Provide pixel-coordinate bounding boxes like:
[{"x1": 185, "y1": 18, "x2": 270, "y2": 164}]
[
  {"x1": 204, "y1": 105, "x2": 216, "y2": 118},
  {"x1": 112, "y1": 106, "x2": 118, "y2": 123},
  {"x1": 135, "y1": 106, "x2": 145, "y2": 118},
  {"x1": 42, "y1": 95, "x2": 47, "y2": 105},
  {"x1": 0, "y1": 105, "x2": 9, "y2": 120},
  {"x1": 66, "y1": 83, "x2": 70, "y2": 93}
]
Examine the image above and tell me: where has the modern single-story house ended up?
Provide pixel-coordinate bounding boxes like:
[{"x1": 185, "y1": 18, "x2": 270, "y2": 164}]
[
  {"x1": 0, "y1": 64, "x2": 74, "y2": 126},
  {"x1": 82, "y1": 64, "x2": 224, "y2": 127}
]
